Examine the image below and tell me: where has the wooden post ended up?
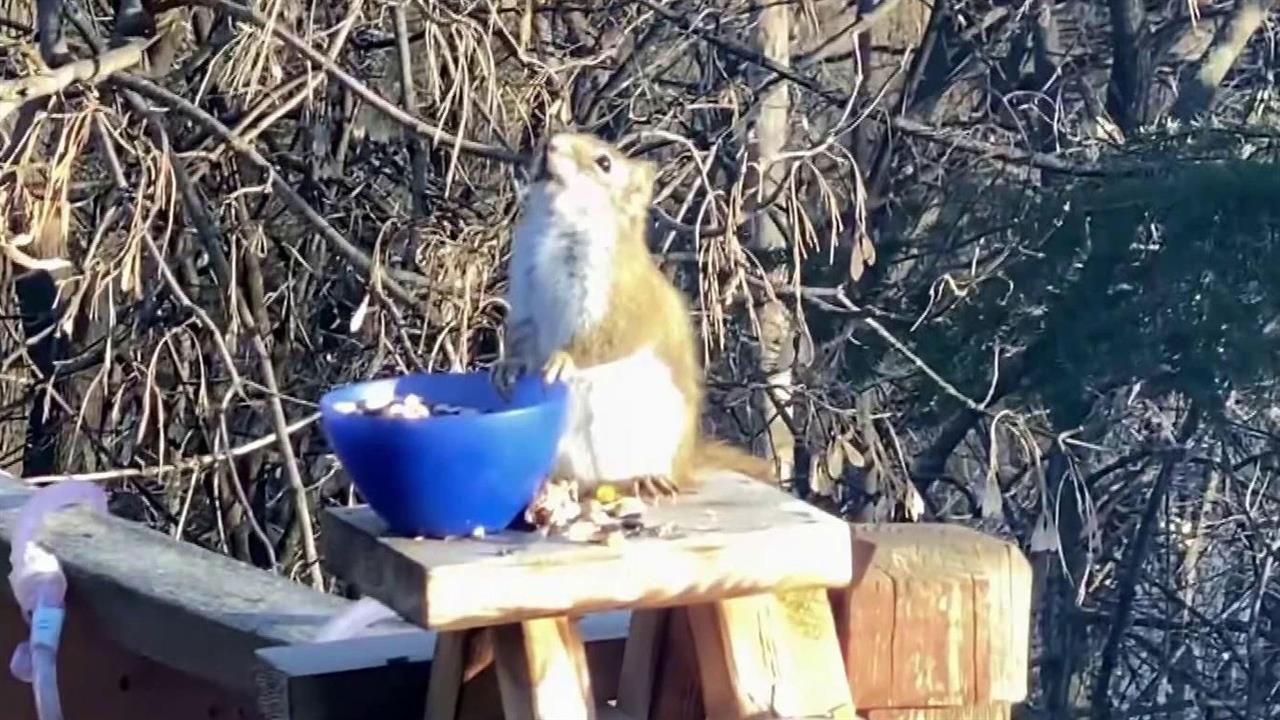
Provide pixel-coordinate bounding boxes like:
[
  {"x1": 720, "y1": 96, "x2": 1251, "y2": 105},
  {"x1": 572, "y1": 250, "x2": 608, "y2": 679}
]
[
  {"x1": 491, "y1": 617, "x2": 597, "y2": 720},
  {"x1": 832, "y1": 524, "x2": 1032, "y2": 716},
  {"x1": 746, "y1": 0, "x2": 797, "y2": 483},
  {"x1": 687, "y1": 589, "x2": 855, "y2": 720},
  {"x1": 616, "y1": 609, "x2": 703, "y2": 720}
]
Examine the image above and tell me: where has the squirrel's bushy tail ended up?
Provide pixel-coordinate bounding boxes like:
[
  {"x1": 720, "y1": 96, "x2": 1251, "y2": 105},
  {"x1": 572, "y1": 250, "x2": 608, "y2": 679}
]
[{"x1": 691, "y1": 438, "x2": 777, "y2": 485}]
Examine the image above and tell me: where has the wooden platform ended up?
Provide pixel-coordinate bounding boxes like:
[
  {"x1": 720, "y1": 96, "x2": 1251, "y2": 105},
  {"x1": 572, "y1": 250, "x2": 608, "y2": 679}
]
[
  {"x1": 835, "y1": 523, "x2": 1033, "y2": 717},
  {"x1": 0, "y1": 469, "x2": 1033, "y2": 720},
  {"x1": 0, "y1": 473, "x2": 384, "y2": 696},
  {"x1": 322, "y1": 473, "x2": 853, "y2": 629},
  {"x1": 321, "y1": 473, "x2": 858, "y2": 720}
]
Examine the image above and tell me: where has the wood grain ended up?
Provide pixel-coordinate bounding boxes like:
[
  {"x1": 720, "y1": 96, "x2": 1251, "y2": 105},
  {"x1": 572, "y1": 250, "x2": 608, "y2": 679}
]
[
  {"x1": 616, "y1": 608, "x2": 704, "y2": 720},
  {"x1": 833, "y1": 523, "x2": 1032, "y2": 710},
  {"x1": 864, "y1": 703, "x2": 1012, "y2": 719},
  {"x1": 424, "y1": 631, "x2": 469, "y2": 719},
  {"x1": 686, "y1": 588, "x2": 855, "y2": 720},
  {"x1": 491, "y1": 617, "x2": 598, "y2": 720}
]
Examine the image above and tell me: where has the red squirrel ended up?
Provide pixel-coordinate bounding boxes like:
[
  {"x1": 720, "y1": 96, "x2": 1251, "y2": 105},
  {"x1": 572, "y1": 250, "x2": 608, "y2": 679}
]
[
  {"x1": 494, "y1": 131, "x2": 775, "y2": 498},
  {"x1": 461, "y1": 132, "x2": 779, "y2": 682}
]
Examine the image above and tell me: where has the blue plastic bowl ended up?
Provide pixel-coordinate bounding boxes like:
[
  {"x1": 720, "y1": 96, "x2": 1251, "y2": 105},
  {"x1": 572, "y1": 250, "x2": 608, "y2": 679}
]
[{"x1": 319, "y1": 371, "x2": 569, "y2": 538}]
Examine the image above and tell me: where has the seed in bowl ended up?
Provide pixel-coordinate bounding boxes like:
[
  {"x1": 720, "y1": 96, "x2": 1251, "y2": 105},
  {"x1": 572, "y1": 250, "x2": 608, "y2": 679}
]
[{"x1": 332, "y1": 394, "x2": 480, "y2": 420}]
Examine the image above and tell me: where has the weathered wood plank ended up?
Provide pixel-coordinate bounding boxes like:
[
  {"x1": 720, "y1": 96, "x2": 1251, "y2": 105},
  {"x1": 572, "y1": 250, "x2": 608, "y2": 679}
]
[
  {"x1": 864, "y1": 703, "x2": 1012, "y2": 719},
  {"x1": 833, "y1": 523, "x2": 1032, "y2": 710},
  {"x1": 686, "y1": 589, "x2": 856, "y2": 720},
  {"x1": 252, "y1": 610, "x2": 630, "y2": 720},
  {"x1": 491, "y1": 616, "x2": 597, "y2": 720},
  {"x1": 423, "y1": 630, "x2": 470, "y2": 719},
  {"x1": 255, "y1": 630, "x2": 432, "y2": 719},
  {"x1": 0, "y1": 590, "x2": 262, "y2": 720},
  {"x1": 0, "y1": 473, "x2": 413, "y2": 694},
  {"x1": 648, "y1": 607, "x2": 704, "y2": 720},
  {"x1": 616, "y1": 608, "x2": 665, "y2": 719},
  {"x1": 322, "y1": 473, "x2": 853, "y2": 630}
]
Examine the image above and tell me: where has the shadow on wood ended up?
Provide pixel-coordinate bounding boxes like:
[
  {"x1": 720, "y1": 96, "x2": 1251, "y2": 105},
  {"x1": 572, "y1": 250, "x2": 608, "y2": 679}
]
[{"x1": 0, "y1": 588, "x2": 262, "y2": 720}]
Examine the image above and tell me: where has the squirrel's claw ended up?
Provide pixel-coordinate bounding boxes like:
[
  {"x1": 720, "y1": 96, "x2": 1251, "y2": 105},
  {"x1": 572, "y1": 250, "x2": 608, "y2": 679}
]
[
  {"x1": 541, "y1": 351, "x2": 576, "y2": 385},
  {"x1": 490, "y1": 357, "x2": 528, "y2": 400},
  {"x1": 631, "y1": 475, "x2": 679, "y2": 502}
]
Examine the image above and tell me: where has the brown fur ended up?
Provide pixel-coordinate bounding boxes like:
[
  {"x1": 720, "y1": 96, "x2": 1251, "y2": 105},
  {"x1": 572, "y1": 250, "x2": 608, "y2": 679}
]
[
  {"x1": 467, "y1": 135, "x2": 778, "y2": 683},
  {"x1": 540, "y1": 132, "x2": 776, "y2": 490}
]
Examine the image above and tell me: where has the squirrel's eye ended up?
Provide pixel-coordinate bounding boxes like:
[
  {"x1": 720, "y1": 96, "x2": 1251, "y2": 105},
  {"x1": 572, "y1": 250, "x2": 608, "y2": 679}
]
[{"x1": 594, "y1": 154, "x2": 612, "y2": 173}]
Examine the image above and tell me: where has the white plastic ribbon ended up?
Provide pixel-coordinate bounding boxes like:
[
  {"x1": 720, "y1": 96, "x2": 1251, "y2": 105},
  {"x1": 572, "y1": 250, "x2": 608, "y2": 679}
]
[
  {"x1": 7, "y1": 480, "x2": 107, "y2": 720},
  {"x1": 312, "y1": 597, "x2": 401, "y2": 642}
]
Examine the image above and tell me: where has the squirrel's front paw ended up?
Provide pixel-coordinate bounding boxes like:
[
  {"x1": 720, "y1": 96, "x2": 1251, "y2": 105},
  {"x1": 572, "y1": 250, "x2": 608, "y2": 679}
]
[
  {"x1": 541, "y1": 351, "x2": 577, "y2": 385},
  {"x1": 490, "y1": 358, "x2": 529, "y2": 399},
  {"x1": 630, "y1": 475, "x2": 680, "y2": 502}
]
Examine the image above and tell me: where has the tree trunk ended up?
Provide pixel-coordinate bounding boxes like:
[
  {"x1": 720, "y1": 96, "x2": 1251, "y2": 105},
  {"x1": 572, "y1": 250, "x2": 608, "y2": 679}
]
[
  {"x1": 1106, "y1": 0, "x2": 1152, "y2": 132},
  {"x1": 1171, "y1": 0, "x2": 1279, "y2": 120},
  {"x1": 747, "y1": 1, "x2": 796, "y2": 485},
  {"x1": 14, "y1": 269, "x2": 61, "y2": 476},
  {"x1": 1091, "y1": 405, "x2": 1201, "y2": 718}
]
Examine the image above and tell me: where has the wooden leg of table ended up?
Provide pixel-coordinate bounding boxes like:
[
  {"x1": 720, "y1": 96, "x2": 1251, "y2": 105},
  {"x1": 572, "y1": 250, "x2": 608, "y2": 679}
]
[
  {"x1": 616, "y1": 608, "x2": 703, "y2": 720},
  {"x1": 685, "y1": 588, "x2": 856, "y2": 720},
  {"x1": 865, "y1": 704, "x2": 1011, "y2": 720},
  {"x1": 424, "y1": 630, "x2": 469, "y2": 720},
  {"x1": 491, "y1": 616, "x2": 597, "y2": 720},
  {"x1": 652, "y1": 607, "x2": 705, "y2": 719},
  {"x1": 617, "y1": 609, "x2": 665, "y2": 718}
]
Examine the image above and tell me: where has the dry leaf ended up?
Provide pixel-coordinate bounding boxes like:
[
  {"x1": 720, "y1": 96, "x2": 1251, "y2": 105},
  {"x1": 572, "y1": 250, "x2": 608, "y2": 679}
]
[
  {"x1": 809, "y1": 453, "x2": 836, "y2": 497},
  {"x1": 839, "y1": 437, "x2": 867, "y2": 468},
  {"x1": 349, "y1": 292, "x2": 371, "y2": 333},
  {"x1": 904, "y1": 483, "x2": 925, "y2": 521},
  {"x1": 979, "y1": 472, "x2": 1003, "y2": 518},
  {"x1": 1030, "y1": 512, "x2": 1060, "y2": 553},
  {"x1": 850, "y1": 238, "x2": 866, "y2": 281},
  {"x1": 824, "y1": 440, "x2": 845, "y2": 480}
]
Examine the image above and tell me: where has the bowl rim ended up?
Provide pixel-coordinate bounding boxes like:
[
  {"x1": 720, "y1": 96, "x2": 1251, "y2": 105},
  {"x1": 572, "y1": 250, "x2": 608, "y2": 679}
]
[{"x1": 318, "y1": 370, "x2": 568, "y2": 426}]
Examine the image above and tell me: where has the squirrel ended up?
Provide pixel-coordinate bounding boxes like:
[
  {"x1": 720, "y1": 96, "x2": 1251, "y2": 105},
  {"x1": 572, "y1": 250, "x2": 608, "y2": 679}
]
[
  {"x1": 493, "y1": 131, "x2": 776, "y2": 499},
  {"x1": 460, "y1": 131, "x2": 777, "y2": 684}
]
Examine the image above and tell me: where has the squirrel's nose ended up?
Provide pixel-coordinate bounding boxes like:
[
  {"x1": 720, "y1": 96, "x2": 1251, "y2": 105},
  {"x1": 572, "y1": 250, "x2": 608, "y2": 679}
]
[{"x1": 532, "y1": 135, "x2": 566, "y2": 182}]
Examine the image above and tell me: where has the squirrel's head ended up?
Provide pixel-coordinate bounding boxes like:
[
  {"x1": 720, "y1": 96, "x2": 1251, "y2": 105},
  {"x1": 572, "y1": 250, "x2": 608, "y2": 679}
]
[{"x1": 521, "y1": 133, "x2": 656, "y2": 245}]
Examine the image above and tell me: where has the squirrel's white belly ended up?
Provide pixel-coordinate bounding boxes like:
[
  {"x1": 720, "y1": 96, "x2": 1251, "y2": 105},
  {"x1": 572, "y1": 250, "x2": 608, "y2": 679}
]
[{"x1": 553, "y1": 347, "x2": 686, "y2": 485}]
